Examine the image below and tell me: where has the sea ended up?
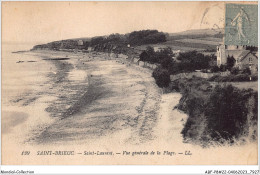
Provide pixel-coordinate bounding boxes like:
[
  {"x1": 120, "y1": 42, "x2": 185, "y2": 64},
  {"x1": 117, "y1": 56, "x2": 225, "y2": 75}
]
[{"x1": 2, "y1": 43, "x2": 66, "y2": 142}]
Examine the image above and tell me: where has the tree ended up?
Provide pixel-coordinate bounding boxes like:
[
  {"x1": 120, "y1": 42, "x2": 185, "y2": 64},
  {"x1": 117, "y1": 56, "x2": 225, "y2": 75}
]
[
  {"x1": 152, "y1": 67, "x2": 171, "y2": 88},
  {"x1": 146, "y1": 46, "x2": 155, "y2": 56},
  {"x1": 128, "y1": 30, "x2": 166, "y2": 45},
  {"x1": 140, "y1": 46, "x2": 174, "y2": 64},
  {"x1": 160, "y1": 57, "x2": 174, "y2": 69},
  {"x1": 226, "y1": 55, "x2": 236, "y2": 70},
  {"x1": 107, "y1": 33, "x2": 126, "y2": 44},
  {"x1": 246, "y1": 46, "x2": 258, "y2": 52},
  {"x1": 230, "y1": 67, "x2": 239, "y2": 75},
  {"x1": 90, "y1": 36, "x2": 105, "y2": 46},
  {"x1": 145, "y1": 46, "x2": 156, "y2": 63}
]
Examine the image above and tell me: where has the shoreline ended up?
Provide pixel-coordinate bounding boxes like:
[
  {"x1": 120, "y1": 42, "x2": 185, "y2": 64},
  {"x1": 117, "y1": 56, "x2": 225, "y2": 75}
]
[{"x1": 2, "y1": 49, "x2": 258, "y2": 165}]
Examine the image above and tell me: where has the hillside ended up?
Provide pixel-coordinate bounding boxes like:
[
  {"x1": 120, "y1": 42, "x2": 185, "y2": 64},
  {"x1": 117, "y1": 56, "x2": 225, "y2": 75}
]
[
  {"x1": 32, "y1": 28, "x2": 224, "y2": 53},
  {"x1": 136, "y1": 28, "x2": 224, "y2": 52},
  {"x1": 169, "y1": 28, "x2": 223, "y2": 36}
]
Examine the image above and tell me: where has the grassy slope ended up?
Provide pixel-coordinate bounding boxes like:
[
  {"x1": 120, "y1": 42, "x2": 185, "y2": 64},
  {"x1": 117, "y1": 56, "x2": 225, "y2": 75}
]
[{"x1": 147, "y1": 28, "x2": 224, "y2": 51}]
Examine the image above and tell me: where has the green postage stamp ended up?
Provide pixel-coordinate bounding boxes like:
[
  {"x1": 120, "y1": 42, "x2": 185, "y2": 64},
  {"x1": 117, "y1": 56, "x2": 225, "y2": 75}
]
[{"x1": 225, "y1": 3, "x2": 258, "y2": 46}]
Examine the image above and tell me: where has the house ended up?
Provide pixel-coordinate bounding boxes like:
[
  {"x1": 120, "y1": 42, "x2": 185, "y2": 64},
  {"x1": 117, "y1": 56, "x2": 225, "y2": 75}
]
[
  {"x1": 171, "y1": 50, "x2": 181, "y2": 61},
  {"x1": 237, "y1": 51, "x2": 258, "y2": 73},
  {"x1": 87, "y1": 47, "x2": 93, "y2": 51},
  {"x1": 153, "y1": 46, "x2": 168, "y2": 52},
  {"x1": 217, "y1": 45, "x2": 258, "y2": 73},
  {"x1": 77, "y1": 40, "x2": 84, "y2": 46}
]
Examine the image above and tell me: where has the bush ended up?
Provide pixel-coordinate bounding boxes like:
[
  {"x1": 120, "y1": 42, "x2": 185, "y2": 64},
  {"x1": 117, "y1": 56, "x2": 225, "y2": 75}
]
[
  {"x1": 230, "y1": 67, "x2": 239, "y2": 75},
  {"x1": 219, "y1": 64, "x2": 227, "y2": 72},
  {"x1": 160, "y1": 57, "x2": 174, "y2": 69},
  {"x1": 211, "y1": 66, "x2": 220, "y2": 73},
  {"x1": 152, "y1": 67, "x2": 171, "y2": 88},
  {"x1": 242, "y1": 67, "x2": 251, "y2": 75},
  {"x1": 234, "y1": 74, "x2": 249, "y2": 81},
  {"x1": 208, "y1": 74, "x2": 257, "y2": 82},
  {"x1": 172, "y1": 77, "x2": 258, "y2": 146},
  {"x1": 204, "y1": 85, "x2": 257, "y2": 141},
  {"x1": 208, "y1": 75, "x2": 220, "y2": 81},
  {"x1": 201, "y1": 69, "x2": 208, "y2": 73},
  {"x1": 251, "y1": 75, "x2": 258, "y2": 81}
]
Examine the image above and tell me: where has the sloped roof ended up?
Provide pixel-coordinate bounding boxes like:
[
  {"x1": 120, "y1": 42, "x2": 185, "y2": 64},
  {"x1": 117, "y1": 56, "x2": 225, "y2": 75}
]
[
  {"x1": 239, "y1": 52, "x2": 258, "y2": 61},
  {"x1": 237, "y1": 50, "x2": 251, "y2": 60}
]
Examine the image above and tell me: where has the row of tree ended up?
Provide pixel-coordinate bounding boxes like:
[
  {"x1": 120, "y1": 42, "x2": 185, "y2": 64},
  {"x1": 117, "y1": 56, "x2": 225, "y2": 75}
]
[
  {"x1": 32, "y1": 30, "x2": 167, "y2": 51},
  {"x1": 90, "y1": 30, "x2": 166, "y2": 46},
  {"x1": 128, "y1": 30, "x2": 166, "y2": 45}
]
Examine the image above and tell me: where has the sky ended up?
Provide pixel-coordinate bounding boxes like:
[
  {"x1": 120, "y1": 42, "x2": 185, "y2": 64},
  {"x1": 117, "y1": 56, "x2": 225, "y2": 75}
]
[{"x1": 2, "y1": 1, "x2": 227, "y2": 46}]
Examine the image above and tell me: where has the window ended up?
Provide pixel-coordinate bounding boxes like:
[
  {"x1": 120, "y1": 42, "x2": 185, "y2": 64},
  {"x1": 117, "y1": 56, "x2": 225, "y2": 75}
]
[{"x1": 249, "y1": 57, "x2": 252, "y2": 63}]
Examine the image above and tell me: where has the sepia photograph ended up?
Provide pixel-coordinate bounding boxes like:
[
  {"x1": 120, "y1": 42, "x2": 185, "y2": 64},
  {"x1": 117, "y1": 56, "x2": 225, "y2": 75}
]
[{"x1": 1, "y1": 1, "x2": 258, "y2": 168}]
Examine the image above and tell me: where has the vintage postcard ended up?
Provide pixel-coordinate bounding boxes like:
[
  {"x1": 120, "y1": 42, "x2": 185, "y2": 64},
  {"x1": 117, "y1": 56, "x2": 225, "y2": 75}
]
[{"x1": 1, "y1": 1, "x2": 258, "y2": 166}]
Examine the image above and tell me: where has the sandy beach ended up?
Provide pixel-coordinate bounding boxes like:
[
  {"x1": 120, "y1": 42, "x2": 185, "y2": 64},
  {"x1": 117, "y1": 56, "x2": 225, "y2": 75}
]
[
  {"x1": 26, "y1": 50, "x2": 163, "y2": 145},
  {"x1": 2, "y1": 49, "x2": 168, "y2": 146}
]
